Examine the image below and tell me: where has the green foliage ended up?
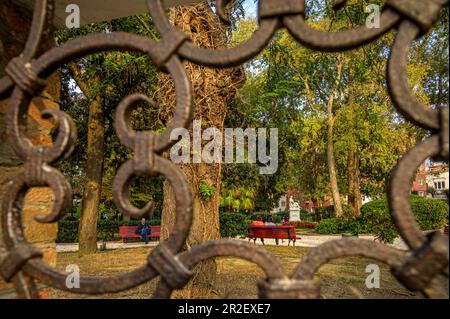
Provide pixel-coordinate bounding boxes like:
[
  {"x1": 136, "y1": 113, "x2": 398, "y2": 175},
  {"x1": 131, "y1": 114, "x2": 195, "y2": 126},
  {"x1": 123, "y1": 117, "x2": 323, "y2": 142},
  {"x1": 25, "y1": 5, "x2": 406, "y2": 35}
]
[
  {"x1": 316, "y1": 196, "x2": 448, "y2": 240},
  {"x1": 220, "y1": 186, "x2": 256, "y2": 212},
  {"x1": 226, "y1": 2, "x2": 444, "y2": 211},
  {"x1": 57, "y1": 220, "x2": 79, "y2": 243},
  {"x1": 219, "y1": 212, "x2": 251, "y2": 238},
  {"x1": 274, "y1": 210, "x2": 289, "y2": 219},
  {"x1": 314, "y1": 204, "x2": 351, "y2": 221},
  {"x1": 361, "y1": 199, "x2": 399, "y2": 243},
  {"x1": 272, "y1": 215, "x2": 282, "y2": 224},
  {"x1": 361, "y1": 196, "x2": 449, "y2": 243},
  {"x1": 284, "y1": 221, "x2": 318, "y2": 229},
  {"x1": 316, "y1": 217, "x2": 366, "y2": 236},
  {"x1": 199, "y1": 180, "x2": 216, "y2": 201},
  {"x1": 410, "y1": 196, "x2": 449, "y2": 230},
  {"x1": 56, "y1": 14, "x2": 164, "y2": 227},
  {"x1": 316, "y1": 218, "x2": 341, "y2": 234}
]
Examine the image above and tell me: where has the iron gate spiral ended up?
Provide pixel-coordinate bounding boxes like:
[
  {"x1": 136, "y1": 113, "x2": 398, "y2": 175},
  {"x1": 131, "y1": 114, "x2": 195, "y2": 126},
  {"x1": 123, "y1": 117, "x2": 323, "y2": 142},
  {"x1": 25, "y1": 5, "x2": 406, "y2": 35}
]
[{"x1": 0, "y1": 0, "x2": 448, "y2": 299}]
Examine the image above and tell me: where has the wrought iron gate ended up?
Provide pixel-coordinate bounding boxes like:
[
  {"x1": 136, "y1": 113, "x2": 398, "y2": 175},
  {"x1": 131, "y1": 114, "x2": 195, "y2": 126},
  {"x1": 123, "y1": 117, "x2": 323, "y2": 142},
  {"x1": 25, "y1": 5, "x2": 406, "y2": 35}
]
[{"x1": 0, "y1": 0, "x2": 448, "y2": 299}]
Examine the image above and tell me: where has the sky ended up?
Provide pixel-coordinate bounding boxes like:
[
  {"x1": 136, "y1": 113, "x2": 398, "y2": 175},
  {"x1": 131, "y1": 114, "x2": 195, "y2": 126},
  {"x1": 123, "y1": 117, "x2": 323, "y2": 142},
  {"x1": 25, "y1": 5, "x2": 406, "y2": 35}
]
[{"x1": 242, "y1": 0, "x2": 257, "y2": 18}]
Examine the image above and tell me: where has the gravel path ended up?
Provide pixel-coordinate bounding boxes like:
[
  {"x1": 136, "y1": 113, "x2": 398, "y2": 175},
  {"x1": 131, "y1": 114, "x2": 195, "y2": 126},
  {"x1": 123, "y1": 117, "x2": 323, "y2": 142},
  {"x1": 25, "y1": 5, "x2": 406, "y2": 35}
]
[{"x1": 56, "y1": 234, "x2": 409, "y2": 252}]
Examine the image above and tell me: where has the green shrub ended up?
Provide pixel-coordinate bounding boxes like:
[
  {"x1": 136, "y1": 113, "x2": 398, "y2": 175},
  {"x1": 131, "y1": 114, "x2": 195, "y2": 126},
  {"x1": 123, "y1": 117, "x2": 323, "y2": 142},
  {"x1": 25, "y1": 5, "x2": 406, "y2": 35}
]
[
  {"x1": 272, "y1": 215, "x2": 282, "y2": 224},
  {"x1": 361, "y1": 196, "x2": 449, "y2": 244},
  {"x1": 316, "y1": 218, "x2": 341, "y2": 234},
  {"x1": 219, "y1": 212, "x2": 251, "y2": 238},
  {"x1": 149, "y1": 218, "x2": 161, "y2": 226},
  {"x1": 300, "y1": 210, "x2": 314, "y2": 222},
  {"x1": 97, "y1": 220, "x2": 121, "y2": 241},
  {"x1": 410, "y1": 196, "x2": 448, "y2": 230},
  {"x1": 121, "y1": 220, "x2": 140, "y2": 226},
  {"x1": 316, "y1": 217, "x2": 366, "y2": 235},
  {"x1": 57, "y1": 220, "x2": 79, "y2": 243},
  {"x1": 314, "y1": 204, "x2": 351, "y2": 221},
  {"x1": 343, "y1": 218, "x2": 368, "y2": 236},
  {"x1": 274, "y1": 210, "x2": 289, "y2": 220}
]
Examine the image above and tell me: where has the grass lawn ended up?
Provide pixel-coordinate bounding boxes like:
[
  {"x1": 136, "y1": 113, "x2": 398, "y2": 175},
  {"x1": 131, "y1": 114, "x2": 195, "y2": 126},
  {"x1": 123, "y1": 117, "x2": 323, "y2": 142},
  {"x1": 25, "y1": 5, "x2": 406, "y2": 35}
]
[
  {"x1": 49, "y1": 245, "x2": 448, "y2": 299},
  {"x1": 295, "y1": 228, "x2": 316, "y2": 233}
]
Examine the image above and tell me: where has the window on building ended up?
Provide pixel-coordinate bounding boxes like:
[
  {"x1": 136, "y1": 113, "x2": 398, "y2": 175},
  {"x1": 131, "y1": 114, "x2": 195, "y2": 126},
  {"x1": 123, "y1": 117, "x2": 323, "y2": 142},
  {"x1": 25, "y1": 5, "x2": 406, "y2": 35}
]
[
  {"x1": 281, "y1": 201, "x2": 285, "y2": 207},
  {"x1": 434, "y1": 181, "x2": 446, "y2": 190}
]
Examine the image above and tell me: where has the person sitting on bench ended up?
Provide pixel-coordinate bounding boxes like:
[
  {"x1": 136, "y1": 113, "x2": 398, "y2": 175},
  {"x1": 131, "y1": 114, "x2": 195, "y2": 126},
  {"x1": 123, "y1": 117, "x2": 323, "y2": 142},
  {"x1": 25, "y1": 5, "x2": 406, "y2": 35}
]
[
  {"x1": 136, "y1": 218, "x2": 151, "y2": 244},
  {"x1": 265, "y1": 217, "x2": 276, "y2": 226},
  {"x1": 250, "y1": 216, "x2": 264, "y2": 227}
]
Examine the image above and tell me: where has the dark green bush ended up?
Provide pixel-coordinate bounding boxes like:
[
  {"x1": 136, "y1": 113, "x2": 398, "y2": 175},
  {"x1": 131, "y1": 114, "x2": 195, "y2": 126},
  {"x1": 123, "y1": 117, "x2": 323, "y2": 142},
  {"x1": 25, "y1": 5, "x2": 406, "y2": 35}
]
[
  {"x1": 362, "y1": 196, "x2": 448, "y2": 243},
  {"x1": 272, "y1": 215, "x2": 282, "y2": 224},
  {"x1": 316, "y1": 217, "x2": 367, "y2": 235},
  {"x1": 274, "y1": 210, "x2": 289, "y2": 220},
  {"x1": 344, "y1": 218, "x2": 368, "y2": 236},
  {"x1": 97, "y1": 220, "x2": 121, "y2": 241},
  {"x1": 316, "y1": 218, "x2": 341, "y2": 234},
  {"x1": 57, "y1": 220, "x2": 79, "y2": 243},
  {"x1": 300, "y1": 210, "x2": 314, "y2": 222},
  {"x1": 149, "y1": 218, "x2": 161, "y2": 226},
  {"x1": 219, "y1": 212, "x2": 251, "y2": 238},
  {"x1": 314, "y1": 204, "x2": 351, "y2": 221}
]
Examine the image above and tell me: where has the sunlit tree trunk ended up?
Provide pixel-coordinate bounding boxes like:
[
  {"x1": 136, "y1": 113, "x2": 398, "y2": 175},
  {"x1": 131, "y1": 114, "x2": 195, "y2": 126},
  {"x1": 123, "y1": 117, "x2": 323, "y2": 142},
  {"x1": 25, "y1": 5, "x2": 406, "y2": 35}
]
[
  {"x1": 326, "y1": 60, "x2": 343, "y2": 217},
  {"x1": 158, "y1": 3, "x2": 244, "y2": 298},
  {"x1": 70, "y1": 65, "x2": 105, "y2": 255},
  {"x1": 347, "y1": 149, "x2": 362, "y2": 217}
]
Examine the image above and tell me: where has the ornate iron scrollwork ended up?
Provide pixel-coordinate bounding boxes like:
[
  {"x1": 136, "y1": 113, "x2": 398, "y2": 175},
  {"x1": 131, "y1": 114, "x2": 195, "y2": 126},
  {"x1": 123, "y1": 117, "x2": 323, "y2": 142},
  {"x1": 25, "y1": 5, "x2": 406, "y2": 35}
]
[{"x1": 0, "y1": 0, "x2": 448, "y2": 299}]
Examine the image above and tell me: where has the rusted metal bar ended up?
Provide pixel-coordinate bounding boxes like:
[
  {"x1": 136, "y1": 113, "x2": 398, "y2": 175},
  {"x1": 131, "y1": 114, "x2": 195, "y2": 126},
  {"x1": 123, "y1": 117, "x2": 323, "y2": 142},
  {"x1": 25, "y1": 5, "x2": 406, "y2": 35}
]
[{"x1": 0, "y1": 0, "x2": 448, "y2": 299}]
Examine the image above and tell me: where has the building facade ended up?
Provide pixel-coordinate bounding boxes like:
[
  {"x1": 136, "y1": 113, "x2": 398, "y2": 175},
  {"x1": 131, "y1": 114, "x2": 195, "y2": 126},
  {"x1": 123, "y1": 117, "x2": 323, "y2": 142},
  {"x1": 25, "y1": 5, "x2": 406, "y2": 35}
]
[
  {"x1": 427, "y1": 163, "x2": 449, "y2": 199},
  {"x1": 411, "y1": 162, "x2": 428, "y2": 197}
]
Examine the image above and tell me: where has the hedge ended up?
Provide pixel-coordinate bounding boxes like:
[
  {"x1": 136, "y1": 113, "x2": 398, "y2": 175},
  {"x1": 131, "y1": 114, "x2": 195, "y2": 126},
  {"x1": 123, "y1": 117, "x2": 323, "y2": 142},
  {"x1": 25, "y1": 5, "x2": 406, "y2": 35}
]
[
  {"x1": 283, "y1": 221, "x2": 318, "y2": 229},
  {"x1": 314, "y1": 204, "x2": 352, "y2": 220},
  {"x1": 361, "y1": 196, "x2": 448, "y2": 243},
  {"x1": 316, "y1": 218, "x2": 367, "y2": 235},
  {"x1": 316, "y1": 196, "x2": 448, "y2": 242},
  {"x1": 219, "y1": 212, "x2": 252, "y2": 238},
  {"x1": 56, "y1": 218, "x2": 161, "y2": 243}
]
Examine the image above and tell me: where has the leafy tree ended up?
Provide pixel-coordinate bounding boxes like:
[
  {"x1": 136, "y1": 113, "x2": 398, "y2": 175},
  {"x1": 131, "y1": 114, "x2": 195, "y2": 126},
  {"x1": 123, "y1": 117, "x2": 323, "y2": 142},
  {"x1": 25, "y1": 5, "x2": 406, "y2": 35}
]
[{"x1": 56, "y1": 14, "x2": 161, "y2": 254}]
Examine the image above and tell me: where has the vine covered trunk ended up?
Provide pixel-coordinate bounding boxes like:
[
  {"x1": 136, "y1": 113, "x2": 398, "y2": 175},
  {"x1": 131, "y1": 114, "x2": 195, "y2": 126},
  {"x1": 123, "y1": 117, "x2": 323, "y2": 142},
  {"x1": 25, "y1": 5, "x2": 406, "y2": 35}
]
[{"x1": 158, "y1": 2, "x2": 244, "y2": 297}]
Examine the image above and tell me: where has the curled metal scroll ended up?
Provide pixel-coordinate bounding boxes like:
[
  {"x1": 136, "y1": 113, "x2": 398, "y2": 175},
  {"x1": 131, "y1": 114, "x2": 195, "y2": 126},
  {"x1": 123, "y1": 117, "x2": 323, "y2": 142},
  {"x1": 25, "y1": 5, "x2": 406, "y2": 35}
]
[{"x1": 0, "y1": 0, "x2": 448, "y2": 299}]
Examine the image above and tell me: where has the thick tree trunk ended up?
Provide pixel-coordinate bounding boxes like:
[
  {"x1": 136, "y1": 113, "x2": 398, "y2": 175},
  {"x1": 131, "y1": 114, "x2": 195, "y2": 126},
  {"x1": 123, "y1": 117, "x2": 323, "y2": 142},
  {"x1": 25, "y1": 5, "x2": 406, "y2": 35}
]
[
  {"x1": 78, "y1": 96, "x2": 104, "y2": 254},
  {"x1": 326, "y1": 62, "x2": 343, "y2": 217},
  {"x1": 158, "y1": 3, "x2": 244, "y2": 298},
  {"x1": 70, "y1": 65, "x2": 105, "y2": 255},
  {"x1": 347, "y1": 149, "x2": 362, "y2": 217}
]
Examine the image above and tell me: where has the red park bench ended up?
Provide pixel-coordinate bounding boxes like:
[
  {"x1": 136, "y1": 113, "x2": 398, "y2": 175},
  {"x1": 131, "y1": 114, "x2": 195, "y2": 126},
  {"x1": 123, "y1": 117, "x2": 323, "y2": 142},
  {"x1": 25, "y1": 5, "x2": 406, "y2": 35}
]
[
  {"x1": 119, "y1": 225, "x2": 161, "y2": 242},
  {"x1": 248, "y1": 225, "x2": 301, "y2": 246},
  {"x1": 445, "y1": 224, "x2": 449, "y2": 235}
]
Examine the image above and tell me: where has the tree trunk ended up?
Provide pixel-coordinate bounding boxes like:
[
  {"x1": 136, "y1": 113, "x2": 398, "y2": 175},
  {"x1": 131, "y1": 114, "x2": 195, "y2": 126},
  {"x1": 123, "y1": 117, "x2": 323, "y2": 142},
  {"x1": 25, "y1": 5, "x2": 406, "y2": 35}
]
[
  {"x1": 158, "y1": 3, "x2": 244, "y2": 298},
  {"x1": 70, "y1": 65, "x2": 105, "y2": 255},
  {"x1": 326, "y1": 61, "x2": 343, "y2": 217},
  {"x1": 347, "y1": 149, "x2": 362, "y2": 217}
]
